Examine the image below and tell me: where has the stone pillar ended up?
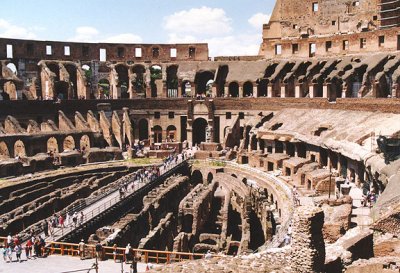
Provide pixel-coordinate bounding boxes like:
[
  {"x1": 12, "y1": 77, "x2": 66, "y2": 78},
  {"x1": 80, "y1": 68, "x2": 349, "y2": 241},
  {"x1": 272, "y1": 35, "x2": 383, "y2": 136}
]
[
  {"x1": 239, "y1": 85, "x2": 243, "y2": 98},
  {"x1": 253, "y1": 85, "x2": 258, "y2": 98},
  {"x1": 281, "y1": 83, "x2": 287, "y2": 98},
  {"x1": 224, "y1": 86, "x2": 229, "y2": 97},
  {"x1": 295, "y1": 84, "x2": 301, "y2": 98},
  {"x1": 291, "y1": 206, "x2": 325, "y2": 273},
  {"x1": 267, "y1": 84, "x2": 273, "y2": 97},
  {"x1": 323, "y1": 84, "x2": 329, "y2": 98}
]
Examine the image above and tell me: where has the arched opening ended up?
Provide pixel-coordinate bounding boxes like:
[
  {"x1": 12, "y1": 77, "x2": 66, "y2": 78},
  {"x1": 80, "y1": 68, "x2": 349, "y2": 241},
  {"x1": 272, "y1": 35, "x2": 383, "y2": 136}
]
[
  {"x1": 47, "y1": 137, "x2": 59, "y2": 154},
  {"x1": 275, "y1": 142, "x2": 284, "y2": 153},
  {"x1": 166, "y1": 65, "x2": 178, "y2": 98},
  {"x1": 166, "y1": 125, "x2": 177, "y2": 142},
  {"x1": 192, "y1": 118, "x2": 208, "y2": 145},
  {"x1": 82, "y1": 64, "x2": 93, "y2": 99},
  {"x1": 64, "y1": 64, "x2": 78, "y2": 99},
  {"x1": 207, "y1": 172, "x2": 213, "y2": 183},
  {"x1": 14, "y1": 140, "x2": 26, "y2": 158},
  {"x1": 150, "y1": 65, "x2": 162, "y2": 98},
  {"x1": 215, "y1": 65, "x2": 229, "y2": 97},
  {"x1": 138, "y1": 119, "x2": 149, "y2": 141},
  {"x1": 63, "y1": 136, "x2": 75, "y2": 151},
  {"x1": 132, "y1": 65, "x2": 146, "y2": 97},
  {"x1": 195, "y1": 71, "x2": 214, "y2": 96},
  {"x1": 191, "y1": 170, "x2": 203, "y2": 184},
  {"x1": 228, "y1": 82, "x2": 239, "y2": 97},
  {"x1": 257, "y1": 79, "x2": 268, "y2": 97},
  {"x1": 243, "y1": 81, "x2": 253, "y2": 97},
  {"x1": 80, "y1": 135, "x2": 90, "y2": 153},
  {"x1": 115, "y1": 64, "x2": 129, "y2": 98},
  {"x1": 98, "y1": 79, "x2": 110, "y2": 99},
  {"x1": 0, "y1": 141, "x2": 10, "y2": 159},
  {"x1": 181, "y1": 81, "x2": 192, "y2": 97},
  {"x1": 153, "y1": 125, "x2": 163, "y2": 143}
]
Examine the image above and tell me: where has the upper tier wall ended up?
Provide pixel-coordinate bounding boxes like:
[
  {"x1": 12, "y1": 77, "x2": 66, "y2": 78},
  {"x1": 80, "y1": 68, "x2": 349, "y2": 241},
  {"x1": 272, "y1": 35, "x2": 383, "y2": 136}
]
[{"x1": 0, "y1": 38, "x2": 209, "y2": 62}]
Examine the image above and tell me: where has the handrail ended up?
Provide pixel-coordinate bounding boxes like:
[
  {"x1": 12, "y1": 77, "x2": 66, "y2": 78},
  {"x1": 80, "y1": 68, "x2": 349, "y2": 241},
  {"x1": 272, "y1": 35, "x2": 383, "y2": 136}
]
[
  {"x1": 0, "y1": 236, "x2": 208, "y2": 264},
  {"x1": 51, "y1": 159, "x2": 187, "y2": 240}
]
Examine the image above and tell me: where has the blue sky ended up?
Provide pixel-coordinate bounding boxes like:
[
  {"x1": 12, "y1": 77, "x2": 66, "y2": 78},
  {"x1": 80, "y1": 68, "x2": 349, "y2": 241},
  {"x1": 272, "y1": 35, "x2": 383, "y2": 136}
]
[{"x1": 0, "y1": 0, "x2": 274, "y2": 56}]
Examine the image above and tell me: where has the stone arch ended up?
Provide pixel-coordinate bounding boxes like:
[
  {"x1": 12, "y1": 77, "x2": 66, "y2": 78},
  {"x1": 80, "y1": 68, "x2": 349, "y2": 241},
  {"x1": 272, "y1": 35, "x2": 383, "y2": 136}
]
[
  {"x1": 192, "y1": 118, "x2": 208, "y2": 145},
  {"x1": 191, "y1": 169, "x2": 203, "y2": 183},
  {"x1": 14, "y1": 140, "x2": 26, "y2": 158},
  {"x1": 98, "y1": 78, "x2": 110, "y2": 99},
  {"x1": 195, "y1": 70, "x2": 214, "y2": 95},
  {"x1": 132, "y1": 64, "x2": 146, "y2": 96},
  {"x1": 64, "y1": 64, "x2": 78, "y2": 99},
  {"x1": 243, "y1": 81, "x2": 253, "y2": 97},
  {"x1": 166, "y1": 125, "x2": 177, "y2": 141},
  {"x1": 181, "y1": 80, "x2": 192, "y2": 97},
  {"x1": 80, "y1": 135, "x2": 90, "y2": 152},
  {"x1": 228, "y1": 82, "x2": 239, "y2": 97},
  {"x1": 47, "y1": 137, "x2": 59, "y2": 154},
  {"x1": 166, "y1": 65, "x2": 178, "y2": 98},
  {"x1": 63, "y1": 135, "x2": 75, "y2": 151},
  {"x1": 0, "y1": 141, "x2": 10, "y2": 159},
  {"x1": 150, "y1": 65, "x2": 162, "y2": 98},
  {"x1": 257, "y1": 79, "x2": 268, "y2": 97},
  {"x1": 153, "y1": 125, "x2": 163, "y2": 143},
  {"x1": 215, "y1": 65, "x2": 229, "y2": 97},
  {"x1": 138, "y1": 119, "x2": 149, "y2": 141},
  {"x1": 115, "y1": 64, "x2": 129, "y2": 98}
]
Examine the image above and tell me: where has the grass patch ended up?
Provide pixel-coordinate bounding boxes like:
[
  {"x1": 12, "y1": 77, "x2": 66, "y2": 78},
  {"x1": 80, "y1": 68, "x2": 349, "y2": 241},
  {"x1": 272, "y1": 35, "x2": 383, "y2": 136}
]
[
  {"x1": 209, "y1": 161, "x2": 226, "y2": 167},
  {"x1": 126, "y1": 158, "x2": 161, "y2": 165}
]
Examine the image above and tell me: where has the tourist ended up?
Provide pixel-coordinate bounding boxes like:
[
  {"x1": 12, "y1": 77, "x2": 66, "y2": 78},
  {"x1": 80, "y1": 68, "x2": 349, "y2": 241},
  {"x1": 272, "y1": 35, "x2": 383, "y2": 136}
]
[
  {"x1": 78, "y1": 239, "x2": 85, "y2": 260},
  {"x1": 42, "y1": 220, "x2": 49, "y2": 237},
  {"x1": 26, "y1": 238, "x2": 33, "y2": 258},
  {"x1": 72, "y1": 212, "x2": 78, "y2": 227},
  {"x1": 6, "y1": 233, "x2": 12, "y2": 247},
  {"x1": 124, "y1": 243, "x2": 132, "y2": 263},
  {"x1": 95, "y1": 241, "x2": 103, "y2": 261},
  {"x1": 6, "y1": 245, "x2": 12, "y2": 262},
  {"x1": 1, "y1": 245, "x2": 6, "y2": 262},
  {"x1": 79, "y1": 212, "x2": 84, "y2": 225},
  {"x1": 205, "y1": 250, "x2": 212, "y2": 259},
  {"x1": 59, "y1": 214, "x2": 65, "y2": 229},
  {"x1": 112, "y1": 244, "x2": 118, "y2": 262},
  {"x1": 14, "y1": 244, "x2": 22, "y2": 262}
]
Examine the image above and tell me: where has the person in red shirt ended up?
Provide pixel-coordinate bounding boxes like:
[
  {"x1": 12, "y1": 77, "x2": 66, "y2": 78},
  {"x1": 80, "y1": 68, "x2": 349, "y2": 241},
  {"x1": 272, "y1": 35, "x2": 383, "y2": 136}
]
[{"x1": 58, "y1": 214, "x2": 65, "y2": 228}]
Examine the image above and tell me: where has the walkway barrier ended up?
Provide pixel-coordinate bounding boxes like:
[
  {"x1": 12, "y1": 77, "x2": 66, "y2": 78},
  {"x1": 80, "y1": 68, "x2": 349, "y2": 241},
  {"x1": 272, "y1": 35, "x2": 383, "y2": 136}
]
[{"x1": 0, "y1": 236, "x2": 206, "y2": 265}]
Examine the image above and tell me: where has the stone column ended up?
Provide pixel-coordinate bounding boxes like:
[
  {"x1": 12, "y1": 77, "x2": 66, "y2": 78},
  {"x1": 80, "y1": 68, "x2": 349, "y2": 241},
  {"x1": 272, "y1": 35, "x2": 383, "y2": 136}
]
[
  {"x1": 323, "y1": 84, "x2": 329, "y2": 98},
  {"x1": 291, "y1": 206, "x2": 325, "y2": 273},
  {"x1": 267, "y1": 84, "x2": 273, "y2": 97},
  {"x1": 280, "y1": 85, "x2": 286, "y2": 98},
  {"x1": 295, "y1": 84, "x2": 301, "y2": 98}
]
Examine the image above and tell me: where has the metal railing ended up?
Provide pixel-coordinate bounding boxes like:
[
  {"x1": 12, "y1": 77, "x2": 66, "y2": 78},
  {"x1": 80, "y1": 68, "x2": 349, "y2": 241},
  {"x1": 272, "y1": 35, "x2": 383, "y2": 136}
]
[
  {"x1": 17, "y1": 158, "x2": 188, "y2": 243},
  {"x1": 0, "y1": 237, "x2": 206, "y2": 265}
]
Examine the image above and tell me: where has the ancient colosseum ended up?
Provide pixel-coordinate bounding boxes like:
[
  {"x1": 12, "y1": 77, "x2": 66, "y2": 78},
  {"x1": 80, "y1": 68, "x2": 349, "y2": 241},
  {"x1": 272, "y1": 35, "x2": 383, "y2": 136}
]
[{"x1": 0, "y1": 0, "x2": 400, "y2": 272}]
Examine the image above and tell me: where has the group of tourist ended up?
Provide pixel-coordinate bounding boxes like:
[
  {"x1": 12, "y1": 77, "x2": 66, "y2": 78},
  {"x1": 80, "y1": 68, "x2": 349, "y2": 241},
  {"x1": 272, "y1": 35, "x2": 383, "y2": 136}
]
[{"x1": 1, "y1": 233, "x2": 46, "y2": 263}]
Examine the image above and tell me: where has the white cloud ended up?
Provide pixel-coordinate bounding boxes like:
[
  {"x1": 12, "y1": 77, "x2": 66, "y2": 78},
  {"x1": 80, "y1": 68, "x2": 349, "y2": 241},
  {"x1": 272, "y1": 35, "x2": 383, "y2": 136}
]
[
  {"x1": 163, "y1": 7, "x2": 263, "y2": 57},
  {"x1": 68, "y1": 26, "x2": 99, "y2": 42},
  {"x1": 0, "y1": 19, "x2": 39, "y2": 39},
  {"x1": 68, "y1": 26, "x2": 143, "y2": 44},
  {"x1": 207, "y1": 34, "x2": 262, "y2": 57},
  {"x1": 102, "y1": 33, "x2": 143, "y2": 43},
  {"x1": 164, "y1": 6, "x2": 232, "y2": 37},
  {"x1": 248, "y1": 13, "x2": 271, "y2": 29}
]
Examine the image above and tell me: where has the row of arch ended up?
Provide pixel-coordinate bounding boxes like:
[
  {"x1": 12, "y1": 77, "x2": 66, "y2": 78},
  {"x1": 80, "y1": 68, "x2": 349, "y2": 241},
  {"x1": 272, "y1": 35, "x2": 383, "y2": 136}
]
[{"x1": 0, "y1": 135, "x2": 91, "y2": 159}]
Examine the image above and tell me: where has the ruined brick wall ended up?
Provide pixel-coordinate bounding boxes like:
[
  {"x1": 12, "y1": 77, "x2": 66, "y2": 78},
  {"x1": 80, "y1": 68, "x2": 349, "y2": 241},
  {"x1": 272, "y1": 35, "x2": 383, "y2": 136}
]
[
  {"x1": 291, "y1": 206, "x2": 325, "y2": 273},
  {"x1": 0, "y1": 38, "x2": 209, "y2": 62}
]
